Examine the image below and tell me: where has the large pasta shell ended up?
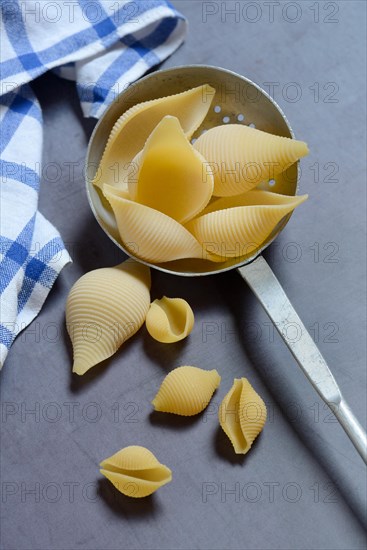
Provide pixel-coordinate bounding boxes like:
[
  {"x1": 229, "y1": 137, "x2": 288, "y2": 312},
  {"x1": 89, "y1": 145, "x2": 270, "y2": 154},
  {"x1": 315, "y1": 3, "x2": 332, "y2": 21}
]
[
  {"x1": 128, "y1": 116, "x2": 213, "y2": 223},
  {"x1": 93, "y1": 84, "x2": 215, "y2": 191},
  {"x1": 185, "y1": 195, "x2": 307, "y2": 260},
  {"x1": 66, "y1": 261, "x2": 151, "y2": 375},
  {"x1": 199, "y1": 190, "x2": 306, "y2": 215},
  {"x1": 103, "y1": 185, "x2": 221, "y2": 264},
  {"x1": 100, "y1": 445, "x2": 172, "y2": 498},
  {"x1": 152, "y1": 366, "x2": 221, "y2": 416},
  {"x1": 194, "y1": 124, "x2": 309, "y2": 196},
  {"x1": 219, "y1": 378, "x2": 267, "y2": 454},
  {"x1": 146, "y1": 296, "x2": 194, "y2": 343}
]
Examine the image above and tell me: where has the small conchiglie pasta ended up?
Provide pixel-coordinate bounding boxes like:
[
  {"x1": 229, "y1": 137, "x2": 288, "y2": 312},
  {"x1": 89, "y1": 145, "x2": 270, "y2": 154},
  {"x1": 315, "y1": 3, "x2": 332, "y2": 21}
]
[
  {"x1": 152, "y1": 366, "x2": 221, "y2": 416},
  {"x1": 93, "y1": 84, "x2": 215, "y2": 191},
  {"x1": 103, "y1": 185, "x2": 222, "y2": 264},
  {"x1": 146, "y1": 296, "x2": 194, "y2": 343},
  {"x1": 185, "y1": 195, "x2": 307, "y2": 260},
  {"x1": 219, "y1": 378, "x2": 267, "y2": 454},
  {"x1": 193, "y1": 124, "x2": 309, "y2": 196},
  {"x1": 66, "y1": 260, "x2": 151, "y2": 375},
  {"x1": 128, "y1": 116, "x2": 213, "y2": 224},
  {"x1": 100, "y1": 446, "x2": 172, "y2": 498}
]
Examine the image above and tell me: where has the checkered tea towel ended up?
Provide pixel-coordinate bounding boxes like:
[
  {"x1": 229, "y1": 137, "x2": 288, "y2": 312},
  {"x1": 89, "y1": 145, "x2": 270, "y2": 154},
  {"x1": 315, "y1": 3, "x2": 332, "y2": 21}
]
[{"x1": 0, "y1": 0, "x2": 187, "y2": 368}]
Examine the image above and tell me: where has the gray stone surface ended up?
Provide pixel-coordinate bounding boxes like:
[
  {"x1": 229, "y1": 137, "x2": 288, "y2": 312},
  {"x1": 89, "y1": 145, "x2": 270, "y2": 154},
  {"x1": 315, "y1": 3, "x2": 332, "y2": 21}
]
[{"x1": 1, "y1": 1, "x2": 366, "y2": 549}]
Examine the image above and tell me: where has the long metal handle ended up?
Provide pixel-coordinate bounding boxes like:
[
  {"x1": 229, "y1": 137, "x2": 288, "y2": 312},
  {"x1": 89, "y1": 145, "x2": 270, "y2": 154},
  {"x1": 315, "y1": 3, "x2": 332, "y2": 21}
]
[
  {"x1": 333, "y1": 400, "x2": 367, "y2": 462},
  {"x1": 238, "y1": 255, "x2": 367, "y2": 463}
]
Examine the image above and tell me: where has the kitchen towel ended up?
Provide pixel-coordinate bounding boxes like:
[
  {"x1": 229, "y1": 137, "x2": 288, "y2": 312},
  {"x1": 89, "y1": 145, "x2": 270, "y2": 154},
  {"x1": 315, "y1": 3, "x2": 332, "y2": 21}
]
[{"x1": 0, "y1": 0, "x2": 187, "y2": 368}]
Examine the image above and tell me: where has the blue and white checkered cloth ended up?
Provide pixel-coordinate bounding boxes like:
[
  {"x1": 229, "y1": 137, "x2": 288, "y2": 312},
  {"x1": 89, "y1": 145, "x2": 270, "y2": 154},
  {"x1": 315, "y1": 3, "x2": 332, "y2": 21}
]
[{"x1": 0, "y1": 0, "x2": 187, "y2": 368}]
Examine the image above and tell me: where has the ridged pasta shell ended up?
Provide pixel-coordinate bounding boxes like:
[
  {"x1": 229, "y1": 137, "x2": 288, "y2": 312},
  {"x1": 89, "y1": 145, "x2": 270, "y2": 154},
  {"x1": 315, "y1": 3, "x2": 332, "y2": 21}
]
[
  {"x1": 128, "y1": 116, "x2": 213, "y2": 223},
  {"x1": 185, "y1": 195, "x2": 308, "y2": 260},
  {"x1": 152, "y1": 366, "x2": 221, "y2": 416},
  {"x1": 100, "y1": 445, "x2": 172, "y2": 498},
  {"x1": 66, "y1": 261, "x2": 151, "y2": 375},
  {"x1": 93, "y1": 84, "x2": 215, "y2": 191},
  {"x1": 103, "y1": 185, "x2": 222, "y2": 264},
  {"x1": 146, "y1": 297, "x2": 194, "y2": 343},
  {"x1": 199, "y1": 190, "x2": 306, "y2": 215},
  {"x1": 193, "y1": 124, "x2": 309, "y2": 196},
  {"x1": 219, "y1": 378, "x2": 267, "y2": 454}
]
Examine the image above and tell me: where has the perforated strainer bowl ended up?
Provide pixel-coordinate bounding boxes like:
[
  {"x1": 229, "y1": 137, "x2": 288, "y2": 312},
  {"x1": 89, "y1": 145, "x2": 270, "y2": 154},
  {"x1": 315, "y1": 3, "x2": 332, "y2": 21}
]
[
  {"x1": 86, "y1": 65, "x2": 298, "y2": 275},
  {"x1": 86, "y1": 65, "x2": 366, "y2": 462}
]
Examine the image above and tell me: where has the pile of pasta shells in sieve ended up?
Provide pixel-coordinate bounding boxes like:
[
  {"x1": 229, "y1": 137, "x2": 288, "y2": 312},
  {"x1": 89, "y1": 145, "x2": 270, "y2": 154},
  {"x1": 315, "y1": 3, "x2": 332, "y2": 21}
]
[
  {"x1": 66, "y1": 84, "x2": 309, "y2": 498},
  {"x1": 93, "y1": 84, "x2": 309, "y2": 263}
]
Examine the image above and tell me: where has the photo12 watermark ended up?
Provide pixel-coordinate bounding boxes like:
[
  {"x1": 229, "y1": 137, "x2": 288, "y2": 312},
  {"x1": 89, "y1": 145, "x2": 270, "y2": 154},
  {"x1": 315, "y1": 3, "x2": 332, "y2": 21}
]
[
  {"x1": 202, "y1": 2, "x2": 340, "y2": 24},
  {"x1": 201, "y1": 480, "x2": 339, "y2": 504},
  {"x1": 202, "y1": 398, "x2": 341, "y2": 426},
  {"x1": 198, "y1": 80, "x2": 340, "y2": 111},
  {"x1": 3, "y1": 1, "x2": 142, "y2": 25},
  {"x1": 201, "y1": 319, "x2": 340, "y2": 345},
  {"x1": 1, "y1": 481, "x2": 99, "y2": 504},
  {"x1": 1, "y1": 399, "x2": 141, "y2": 425}
]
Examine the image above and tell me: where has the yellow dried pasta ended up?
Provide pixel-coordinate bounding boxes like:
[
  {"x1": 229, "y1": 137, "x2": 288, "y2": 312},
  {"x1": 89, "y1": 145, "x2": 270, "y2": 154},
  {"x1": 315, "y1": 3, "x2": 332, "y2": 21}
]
[
  {"x1": 146, "y1": 297, "x2": 194, "y2": 343},
  {"x1": 91, "y1": 84, "x2": 310, "y2": 267},
  {"x1": 128, "y1": 116, "x2": 213, "y2": 223},
  {"x1": 219, "y1": 378, "x2": 267, "y2": 454},
  {"x1": 100, "y1": 445, "x2": 172, "y2": 498},
  {"x1": 103, "y1": 185, "x2": 222, "y2": 264},
  {"x1": 199, "y1": 189, "x2": 307, "y2": 215},
  {"x1": 193, "y1": 124, "x2": 309, "y2": 196},
  {"x1": 93, "y1": 84, "x2": 215, "y2": 191},
  {"x1": 152, "y1": 366, "x2": 221, "y2": 416},
  {"x1": 185, "y1": 195, "x2": 307, "y2": 260},
  {"x1": 66, "y1": 260, "x2": 151, "y2": 375}
]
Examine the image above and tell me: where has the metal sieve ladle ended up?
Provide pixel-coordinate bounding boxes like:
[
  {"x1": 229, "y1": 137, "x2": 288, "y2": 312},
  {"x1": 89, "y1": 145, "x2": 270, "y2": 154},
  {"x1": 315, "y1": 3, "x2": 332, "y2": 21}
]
[{"x1": 86, "y1": 65, "x2": 367, "y2": 463}]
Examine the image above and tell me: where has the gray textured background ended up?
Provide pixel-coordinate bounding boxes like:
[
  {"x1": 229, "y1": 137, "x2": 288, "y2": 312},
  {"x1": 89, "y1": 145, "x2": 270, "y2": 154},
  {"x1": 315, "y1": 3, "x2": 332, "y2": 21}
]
[{"x1": 1, "y1": 1, "x2": 366, "y2": 549}]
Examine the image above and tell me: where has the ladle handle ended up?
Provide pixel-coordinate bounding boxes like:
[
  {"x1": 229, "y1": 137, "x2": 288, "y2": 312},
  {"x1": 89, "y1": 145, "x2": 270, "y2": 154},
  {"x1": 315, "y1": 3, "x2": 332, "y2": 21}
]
[{"x1": 238, "y1": 255, "x2": 367, "y2": 463}]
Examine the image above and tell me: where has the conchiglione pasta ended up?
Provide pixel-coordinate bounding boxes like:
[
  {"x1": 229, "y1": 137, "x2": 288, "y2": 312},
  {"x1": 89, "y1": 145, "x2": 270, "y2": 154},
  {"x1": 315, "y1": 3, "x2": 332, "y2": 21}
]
[
  {"x1": 103, "y1": 186, "x2": 131, "y2": 200},
  {"x1": 193, "y1": 124, "x2": 309, "y2": 196},
  {"x1": 146, "y1": 296, "x2": 194, "y2": 343},
  {"x1": 103, "y1": 185, "x2": 221, "y2": 263},
  {"x1": 128, "y1": 116, "x2": 213, "y2": 223},
  {"x1": 91, "y1": 84, "x2": 310, "y2": 267},
  {"x1": 66, "y1": 261, "x2": 151, "y2": 375},
  {"x1": 185, "y1": 195, "x2": 308, "y2": 260},
  {"x1": 199, "y1": 189, "x2": 307, "y2": 216},
  {"x1": 219, "y1": 378, "x2": 267, "y2": 454},
  {"x1": 93, "y1": 84, "x2": 215, "y2": 191},
  {"x1": 100, "y1": 445, "x2": 172, "y2": 498},
  {"x1": 152, "y1": 366, "x2": 221, "y2": 416}
]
